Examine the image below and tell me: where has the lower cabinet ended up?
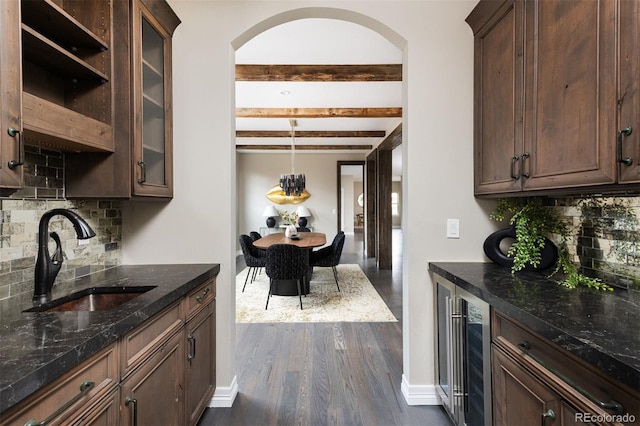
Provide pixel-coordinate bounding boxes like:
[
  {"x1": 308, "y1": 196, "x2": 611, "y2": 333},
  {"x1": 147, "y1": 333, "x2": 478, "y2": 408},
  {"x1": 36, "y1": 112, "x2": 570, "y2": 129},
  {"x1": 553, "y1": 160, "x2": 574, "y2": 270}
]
[
  {"x1": 0, "y1": 277, "x2": 217, "y2": 426},
  {"x1": 185, "y1": 299, "x2": 216, "y2": 425},
  {"x1": 492, "y1": 310, "x2": 639, "y2": 426},
  {"x1": 493, "y1": 345, "x2": 575, "y2": 426},
  {"x1": 120, "y1": 330, "x2": 185, "y2": 426}
]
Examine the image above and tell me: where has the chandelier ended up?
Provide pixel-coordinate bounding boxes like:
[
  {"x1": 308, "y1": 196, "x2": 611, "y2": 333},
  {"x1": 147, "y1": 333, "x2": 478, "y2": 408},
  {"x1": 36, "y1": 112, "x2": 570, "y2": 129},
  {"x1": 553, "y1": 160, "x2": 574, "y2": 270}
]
[{"x1": 279, "y1": 119, "x2": 306, "y2": 196}]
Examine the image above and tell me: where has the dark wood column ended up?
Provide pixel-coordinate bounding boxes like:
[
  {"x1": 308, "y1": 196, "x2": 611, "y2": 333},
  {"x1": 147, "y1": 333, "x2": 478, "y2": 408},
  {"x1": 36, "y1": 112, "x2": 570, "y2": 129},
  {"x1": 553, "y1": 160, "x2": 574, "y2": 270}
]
[
  {"x1": 377, "y1": 149, "x2": 393, "y2": 269},
  {"x1": 365, "y1": 151, "x2": 377, "y2": 258}
]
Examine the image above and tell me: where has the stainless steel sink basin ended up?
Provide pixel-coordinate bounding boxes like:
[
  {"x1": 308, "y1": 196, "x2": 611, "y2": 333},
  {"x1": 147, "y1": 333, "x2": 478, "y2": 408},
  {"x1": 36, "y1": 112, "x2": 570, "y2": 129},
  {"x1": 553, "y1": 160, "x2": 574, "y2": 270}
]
[{"x1": 23, "y1": 286, "x2": 156, "y2": 313}]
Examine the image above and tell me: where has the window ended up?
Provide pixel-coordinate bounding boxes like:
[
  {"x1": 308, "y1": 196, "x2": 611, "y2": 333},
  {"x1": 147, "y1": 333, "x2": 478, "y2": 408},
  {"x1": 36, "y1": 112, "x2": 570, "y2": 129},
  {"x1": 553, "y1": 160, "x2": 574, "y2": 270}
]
[{"x1": 391, "y1": 192, "x2": 399, "y2": 216}]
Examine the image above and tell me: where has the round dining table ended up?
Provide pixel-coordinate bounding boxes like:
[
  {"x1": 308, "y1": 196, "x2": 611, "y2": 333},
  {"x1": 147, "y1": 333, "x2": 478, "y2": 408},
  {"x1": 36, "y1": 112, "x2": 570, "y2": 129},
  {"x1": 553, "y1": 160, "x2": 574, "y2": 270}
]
[{"x1": 253, "y1": 231, "x2": 326, "y2": 295}]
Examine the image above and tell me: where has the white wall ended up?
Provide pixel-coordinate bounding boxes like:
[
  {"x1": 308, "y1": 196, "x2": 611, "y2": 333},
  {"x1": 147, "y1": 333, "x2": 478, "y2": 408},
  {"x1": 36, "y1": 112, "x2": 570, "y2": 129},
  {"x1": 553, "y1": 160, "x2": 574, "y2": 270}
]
[
  {"x1": 122, "y1": 0, "x2": 493, "y2": 407},
  {"x1": 237, "y1": 152, "x2": 363, "y2": 242}
]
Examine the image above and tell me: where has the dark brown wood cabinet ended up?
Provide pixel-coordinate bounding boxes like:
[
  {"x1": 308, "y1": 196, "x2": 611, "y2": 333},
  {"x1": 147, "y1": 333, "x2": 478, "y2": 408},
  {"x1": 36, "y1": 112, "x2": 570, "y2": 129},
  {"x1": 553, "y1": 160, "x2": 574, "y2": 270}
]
[
  {"x1": 2, "y1": 278, "x2": 217, "y2": 426},
  {"x1": 492, "y1": 311, "x2": 640, "y2": 426},
  {"x1": 467, "y1": 0, "x2": 640, "y2": 196},
  {"x1": 0, "y1": 0, "x2": 115, "y2": 195},
  {"x1": 120, "y1": 330, "x2": 185, "y2": 426},
  {"x1": 0, "y1": 0, "x2": 23, "y2": 195},
  {"x1": 468, "y1": 0, "x2": 524, "y2": 195},
  {"x1": 185, "y1": 295, "x2": 216, "y2": 425},
  {"x1": 492, "y1": 345, "x2": 565, "y2": 426},
  {"x1": 66, "y1": 0, "x2": 180, "y2": 199},
  {"x1": 619, "y1": 0, "x2": 640, "y2": 184}
]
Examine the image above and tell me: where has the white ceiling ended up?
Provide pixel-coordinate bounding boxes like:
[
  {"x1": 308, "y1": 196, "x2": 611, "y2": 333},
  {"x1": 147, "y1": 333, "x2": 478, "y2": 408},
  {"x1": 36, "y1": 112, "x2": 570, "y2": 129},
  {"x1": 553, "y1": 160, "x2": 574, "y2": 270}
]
[{"x1": 235, "y1": 18, "x2": 403, "y2": 177}]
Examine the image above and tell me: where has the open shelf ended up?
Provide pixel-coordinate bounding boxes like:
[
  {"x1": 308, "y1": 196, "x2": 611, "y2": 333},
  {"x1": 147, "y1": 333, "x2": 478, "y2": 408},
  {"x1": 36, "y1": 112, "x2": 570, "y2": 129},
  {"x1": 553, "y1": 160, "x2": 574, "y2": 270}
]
[
  {"x1": 20, "y1": 0, "x2": 109, "y2": 50},
  {"x1": 22, "y1": 24, "x2": 109, "y2": 82}
]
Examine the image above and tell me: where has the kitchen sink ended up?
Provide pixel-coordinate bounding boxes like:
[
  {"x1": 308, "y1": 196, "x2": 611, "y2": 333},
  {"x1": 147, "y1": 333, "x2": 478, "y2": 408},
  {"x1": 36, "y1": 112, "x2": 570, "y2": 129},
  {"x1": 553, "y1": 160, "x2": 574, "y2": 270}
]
[{"x1": 23, "y1": 286, "x2": 156, "y2": 313}]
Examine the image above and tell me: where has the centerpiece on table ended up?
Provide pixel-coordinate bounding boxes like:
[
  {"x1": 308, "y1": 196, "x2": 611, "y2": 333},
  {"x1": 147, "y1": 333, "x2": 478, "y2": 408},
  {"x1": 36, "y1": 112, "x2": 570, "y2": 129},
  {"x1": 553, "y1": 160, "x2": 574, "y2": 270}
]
[{"x1": 280, "y1": 210, "x2": 299, "y2": 238}]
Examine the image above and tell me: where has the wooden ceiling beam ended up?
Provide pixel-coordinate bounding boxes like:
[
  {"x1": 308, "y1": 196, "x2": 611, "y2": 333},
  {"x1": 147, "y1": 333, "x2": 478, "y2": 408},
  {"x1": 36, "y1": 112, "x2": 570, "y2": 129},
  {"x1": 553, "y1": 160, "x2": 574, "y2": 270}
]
[
  {"x1": 236, "y1": 130, "x2": 385, "y2": 138},
  {"x1": 236, "y1": 107, "x2": 401, "y2": 118},
  {"x1": 236, "y1": 144, "x2": 373, "y2": 151},
  {"x1": 378, "y1": 123, "x2": 402, "y2": 151},
  {"x1": 236, "y1": 64, "x2": 402, "y2": 81}
]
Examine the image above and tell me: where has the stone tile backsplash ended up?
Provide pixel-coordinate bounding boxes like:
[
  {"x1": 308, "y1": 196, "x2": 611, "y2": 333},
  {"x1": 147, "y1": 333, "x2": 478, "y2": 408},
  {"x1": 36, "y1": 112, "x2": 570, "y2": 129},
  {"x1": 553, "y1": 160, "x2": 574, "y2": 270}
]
[
  {"x1": 553, "y1": 196, "x2": 640, "y2": 290},
  {"x1": 0, "y1": 199, "x2": 121, "y2": 300}
]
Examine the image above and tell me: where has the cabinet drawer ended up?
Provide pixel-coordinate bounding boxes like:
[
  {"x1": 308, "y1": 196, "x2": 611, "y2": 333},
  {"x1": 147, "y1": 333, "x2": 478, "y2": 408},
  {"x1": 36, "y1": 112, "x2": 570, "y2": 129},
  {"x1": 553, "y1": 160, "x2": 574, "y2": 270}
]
[
  {"x1": 120, "y1": 301, "x2": 183, "y2": 378},
  {"x1": 185, "y1": 278, "x2": 216, "y2": 320},
  {"x1": 0, "y1": 343, "x2": 118, "y2": 426},
  {"x1": 493, "y1": 311, "x2": 640, "y2": 425}
]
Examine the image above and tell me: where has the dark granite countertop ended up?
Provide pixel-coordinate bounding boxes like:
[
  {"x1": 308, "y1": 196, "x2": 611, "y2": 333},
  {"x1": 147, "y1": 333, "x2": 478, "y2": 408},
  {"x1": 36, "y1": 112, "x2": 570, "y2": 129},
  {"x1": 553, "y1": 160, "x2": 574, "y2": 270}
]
[
  {"x1": 429, "y1": 262, "x2": 640, "y2": 392},
  {"x1": 0, "y1": 263, "x2": 220, "y2": 414}
]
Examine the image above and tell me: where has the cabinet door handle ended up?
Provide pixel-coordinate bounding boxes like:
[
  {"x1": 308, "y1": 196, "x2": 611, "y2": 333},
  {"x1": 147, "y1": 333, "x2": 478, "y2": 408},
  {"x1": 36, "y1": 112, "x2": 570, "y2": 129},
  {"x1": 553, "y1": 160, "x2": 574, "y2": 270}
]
[
  {"x1": 617, "y1": 126, "x2": 633, "y2": 166},
  {"x1": 520, "y1": 152, "x2": 530, "y2": 178},
  {"x1": 125, "y1": 396, "x2": 138, "y2": 426},
  {"x1": 7, "y1": 127, "x2": 24, "y2": 170},
  {"x1": 137, "y1": 160, "x2": 146, "y2": 184},
  {"x1": 541, "y1": 409, "x2": 555, "y2": 425},
  {"x1": 510, "y1": 155, "x2": 520, "y2": 180},
  {"x1": 23, "y1": 380, "x2": 95, "y2": 426},
  {"x1": 195, "y1": 287, "x2": 210, "y2": 303},
  {"x1": 518, "y1": 341, "x2": 625, "y2": 414},
  {"x1": 187, "y1": 334, "x2": 196, "y2": 361}
]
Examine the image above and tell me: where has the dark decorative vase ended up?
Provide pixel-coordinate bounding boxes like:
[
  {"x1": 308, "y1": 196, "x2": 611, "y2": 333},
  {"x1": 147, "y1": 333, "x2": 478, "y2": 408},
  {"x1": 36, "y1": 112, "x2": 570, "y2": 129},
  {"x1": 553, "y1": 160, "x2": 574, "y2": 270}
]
[
  {"x1": 266, "y1": 216, "x2": 276, "y2": 228},
  {"x1": 483, "y1": 225, "x2": 558, "y2": 271}
]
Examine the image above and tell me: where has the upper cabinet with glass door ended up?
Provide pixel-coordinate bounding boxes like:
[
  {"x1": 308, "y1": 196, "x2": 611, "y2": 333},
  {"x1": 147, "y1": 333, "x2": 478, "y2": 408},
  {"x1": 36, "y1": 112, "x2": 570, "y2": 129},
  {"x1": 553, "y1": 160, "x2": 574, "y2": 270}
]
[{"x1": 132, "y1": 0, "x2": 180, "y2": 197}]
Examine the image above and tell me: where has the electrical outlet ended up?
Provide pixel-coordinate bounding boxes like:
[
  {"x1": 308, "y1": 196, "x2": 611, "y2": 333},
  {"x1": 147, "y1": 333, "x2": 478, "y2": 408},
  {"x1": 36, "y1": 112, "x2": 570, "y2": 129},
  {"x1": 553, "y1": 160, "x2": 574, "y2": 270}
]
[{"x1": 447, "y1": 219, "x2": 460, "y2": 238}]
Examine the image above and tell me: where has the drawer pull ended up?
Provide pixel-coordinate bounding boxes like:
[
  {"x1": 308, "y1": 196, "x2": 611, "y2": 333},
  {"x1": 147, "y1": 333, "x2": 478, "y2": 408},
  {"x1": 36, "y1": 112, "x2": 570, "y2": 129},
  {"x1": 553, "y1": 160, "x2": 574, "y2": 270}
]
[
  {"x1": 195, "y1": 287, "x2": 210, "y2": 303},
  {"x1": 541, "y1": 409, "x2": 555, "y2": 425},
  {"x1": 125, "y1": 396, "x2": 138, "y2": 426},
  {"x1": 24, "y1": 380, "x2": 95, "y2": 426},
  {"x1": 518, "y1": 341, "x2": 625, "y2": 414}
]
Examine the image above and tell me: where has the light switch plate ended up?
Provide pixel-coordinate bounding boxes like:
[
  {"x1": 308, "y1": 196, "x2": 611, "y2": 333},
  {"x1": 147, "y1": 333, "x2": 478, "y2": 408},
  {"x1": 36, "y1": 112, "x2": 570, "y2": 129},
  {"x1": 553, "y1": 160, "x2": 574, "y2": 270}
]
[{"x1": 447, "y1": 219, "x2": 460, "y2": 238}]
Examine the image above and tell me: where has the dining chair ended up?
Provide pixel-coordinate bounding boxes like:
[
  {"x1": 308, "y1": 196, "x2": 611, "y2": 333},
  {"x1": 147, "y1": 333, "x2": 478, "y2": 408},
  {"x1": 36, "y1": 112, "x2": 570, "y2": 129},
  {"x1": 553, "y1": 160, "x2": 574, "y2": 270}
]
[
  {"x1": 265, "y1": 244, "x2": 308, "y2": 310},
  {"x1": 310, "y1": 231, "x2": 345, "y2": 291},
  {"x1": 250, "y1": 231, "x2": 262, "y2": 241},
  {"x1": 239, "y1": 234, "x2": 267, "y2": 292}
]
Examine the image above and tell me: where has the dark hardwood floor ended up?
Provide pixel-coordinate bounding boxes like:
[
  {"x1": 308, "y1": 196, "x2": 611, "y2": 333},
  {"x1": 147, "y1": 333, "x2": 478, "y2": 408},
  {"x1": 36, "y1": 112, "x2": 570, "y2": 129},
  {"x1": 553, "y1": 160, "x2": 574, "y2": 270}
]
[{"x1": 198, "y1": 229, "x2": 452, "y2": 426}]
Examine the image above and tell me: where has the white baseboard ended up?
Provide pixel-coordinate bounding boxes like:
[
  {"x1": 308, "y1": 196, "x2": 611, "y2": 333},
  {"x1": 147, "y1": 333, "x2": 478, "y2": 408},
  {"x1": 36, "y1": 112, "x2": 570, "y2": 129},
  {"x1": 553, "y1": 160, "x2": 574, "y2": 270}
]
[
  {"x1": 209, "y1": 375, "x2": 238, "y2": 407},
  {"x1": 400, "y1": 375, "x2": 442, "y2": 406}
]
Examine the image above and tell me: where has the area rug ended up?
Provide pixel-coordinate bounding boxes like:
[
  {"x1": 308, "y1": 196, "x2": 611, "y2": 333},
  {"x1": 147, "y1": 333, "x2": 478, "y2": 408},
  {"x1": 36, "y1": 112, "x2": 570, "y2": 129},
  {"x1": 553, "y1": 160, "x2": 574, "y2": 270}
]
[{"x1": 236, "y1": 264, "x2": 397, "y2": 323}]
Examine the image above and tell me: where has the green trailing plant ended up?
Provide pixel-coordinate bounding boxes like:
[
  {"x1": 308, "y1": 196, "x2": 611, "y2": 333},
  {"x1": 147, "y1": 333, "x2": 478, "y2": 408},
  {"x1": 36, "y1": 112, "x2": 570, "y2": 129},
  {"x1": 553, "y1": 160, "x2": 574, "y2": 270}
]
[{"x1": 490, "y1": 198, "x2": 613, "y2": 291}]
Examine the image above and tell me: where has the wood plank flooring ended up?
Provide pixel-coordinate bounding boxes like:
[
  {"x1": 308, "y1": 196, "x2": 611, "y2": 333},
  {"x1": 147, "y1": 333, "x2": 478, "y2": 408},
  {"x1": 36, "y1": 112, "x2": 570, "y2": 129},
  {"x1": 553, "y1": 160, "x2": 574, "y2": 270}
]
[{"x1": 198, "y1": 230, "x2": 453, "y2": 426}]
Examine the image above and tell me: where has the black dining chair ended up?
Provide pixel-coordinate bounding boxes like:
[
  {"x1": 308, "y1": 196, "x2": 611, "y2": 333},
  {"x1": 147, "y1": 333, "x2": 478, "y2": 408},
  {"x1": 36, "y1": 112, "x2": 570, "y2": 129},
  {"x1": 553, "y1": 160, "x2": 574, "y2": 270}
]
[
  {"x1": 296, "y1": 227, "x2": 311, "y2": 232},
  {"x1": 239, "y1": 234, "x2": 267, "y2": 292},
  {"x1": 250, "y1": 231, "x2": 262, "y2": 241},
  {"x1": 310, "y1": 232, "x2": 345, "y2": 291},
  {"x1": 265, "y1": 244, "x2": 308, "y2": 310}
]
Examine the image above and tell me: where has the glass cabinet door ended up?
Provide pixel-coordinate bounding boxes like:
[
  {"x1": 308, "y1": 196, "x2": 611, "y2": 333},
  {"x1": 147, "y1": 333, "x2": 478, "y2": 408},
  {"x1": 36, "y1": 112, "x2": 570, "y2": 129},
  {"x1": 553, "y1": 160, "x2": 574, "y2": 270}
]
[{"x1": 132, "y1": 0, "x2": 176, "y2": 198}]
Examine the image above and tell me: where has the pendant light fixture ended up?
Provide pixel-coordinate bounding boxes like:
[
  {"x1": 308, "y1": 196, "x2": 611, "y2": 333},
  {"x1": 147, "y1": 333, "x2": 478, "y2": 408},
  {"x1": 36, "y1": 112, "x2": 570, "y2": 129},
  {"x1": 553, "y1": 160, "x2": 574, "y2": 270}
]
[{"x1": 279, "y1": 119, "x2": 306, "y2": 196}]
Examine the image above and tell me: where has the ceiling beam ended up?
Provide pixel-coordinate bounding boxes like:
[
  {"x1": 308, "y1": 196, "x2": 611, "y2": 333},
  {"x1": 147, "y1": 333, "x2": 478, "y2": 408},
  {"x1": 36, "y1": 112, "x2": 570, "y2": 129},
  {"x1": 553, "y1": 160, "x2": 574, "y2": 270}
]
[
  {"x1": 236, "y1": 130, "x2": 385, "y2": 138},
  {"x1": 378, "y1": 123, "x2": 402, "y2": 151},
  {"x1": 236, "y1": 64, "x2": 402, "y2": 81},
  {"x1": 236, "y1": 107, "x2": 402, "y2": 118},
  {"x1": 236, "y1": 144, "x2": 373, "y2": 151}
]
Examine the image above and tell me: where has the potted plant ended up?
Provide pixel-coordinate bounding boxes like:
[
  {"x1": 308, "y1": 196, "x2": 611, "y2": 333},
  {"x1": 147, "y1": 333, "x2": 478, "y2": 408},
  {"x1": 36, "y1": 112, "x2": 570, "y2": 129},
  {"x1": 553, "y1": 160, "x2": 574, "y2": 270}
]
[
  {"x1": 280, "y1": 210, "x2": 299, "y2": 237},
  {"x1": 488, "y1": 198, "x2": 612, "y2": 291}
]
